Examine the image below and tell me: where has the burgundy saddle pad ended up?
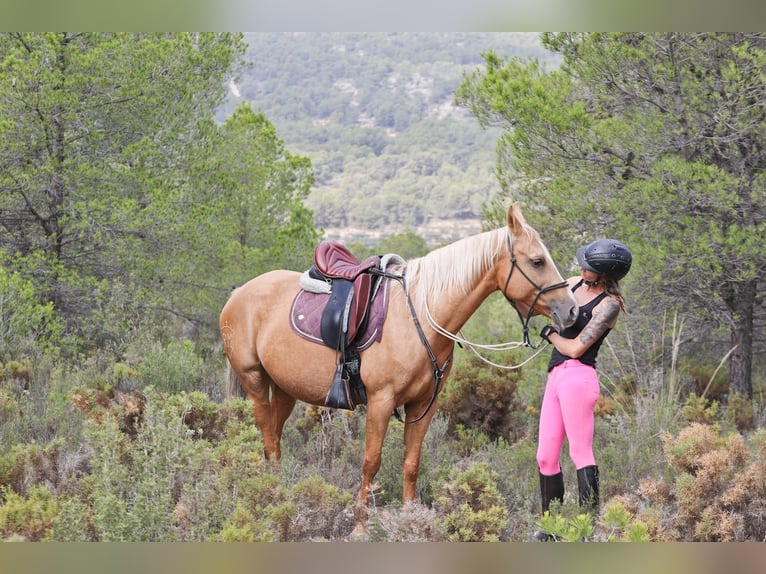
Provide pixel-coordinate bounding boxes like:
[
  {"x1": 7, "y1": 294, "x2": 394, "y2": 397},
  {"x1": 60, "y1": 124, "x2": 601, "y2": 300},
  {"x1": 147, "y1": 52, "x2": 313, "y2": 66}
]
[{"x1": 290, "y1": 275, "x2": 392, "y2": 351}]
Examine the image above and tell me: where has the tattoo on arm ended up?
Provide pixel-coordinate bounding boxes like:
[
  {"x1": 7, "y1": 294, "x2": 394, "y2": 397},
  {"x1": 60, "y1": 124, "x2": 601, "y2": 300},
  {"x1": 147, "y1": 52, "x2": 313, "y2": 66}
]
[{"x1": 579, "y1": 300, "x2": 620, "y2": 347}]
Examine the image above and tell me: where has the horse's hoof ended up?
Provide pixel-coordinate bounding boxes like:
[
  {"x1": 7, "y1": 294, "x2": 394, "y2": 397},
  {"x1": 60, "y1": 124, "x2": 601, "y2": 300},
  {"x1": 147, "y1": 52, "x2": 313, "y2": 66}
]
[
  {"x1": 348, "y1": 524, "x2": 369, "y2": 541},
  {"x1": 532, "y1": 530, "x2": 558, "y2": 542}
]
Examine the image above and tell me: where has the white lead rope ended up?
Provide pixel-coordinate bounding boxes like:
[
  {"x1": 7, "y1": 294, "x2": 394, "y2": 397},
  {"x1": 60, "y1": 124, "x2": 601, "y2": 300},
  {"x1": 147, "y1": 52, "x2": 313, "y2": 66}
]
[
  {"x1": 461, "y1": 337, "x2": 550, "y2": 370},
  {"x1": 422, "y1": 298, "x2": 550, "y2": 370}
]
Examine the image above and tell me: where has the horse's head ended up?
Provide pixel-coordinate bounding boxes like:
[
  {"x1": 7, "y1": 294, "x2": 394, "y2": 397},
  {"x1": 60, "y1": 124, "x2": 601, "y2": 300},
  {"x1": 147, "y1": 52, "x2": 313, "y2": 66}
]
[{"x1": 497, "y1": 203, "x2": 578, "y2": 332}]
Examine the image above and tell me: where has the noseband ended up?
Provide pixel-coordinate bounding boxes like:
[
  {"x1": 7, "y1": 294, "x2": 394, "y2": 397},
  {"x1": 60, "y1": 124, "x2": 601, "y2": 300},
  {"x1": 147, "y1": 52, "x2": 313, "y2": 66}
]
[{"x1": 501, "y1": 233, "x2": 569, "y2": 348}]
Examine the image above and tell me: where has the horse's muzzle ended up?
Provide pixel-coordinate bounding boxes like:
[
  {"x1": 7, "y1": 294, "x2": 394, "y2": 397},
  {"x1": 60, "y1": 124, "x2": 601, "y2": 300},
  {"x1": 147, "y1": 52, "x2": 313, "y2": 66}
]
[{"x1": 552, "y1": 301, "x2": 579, "y2": 330}]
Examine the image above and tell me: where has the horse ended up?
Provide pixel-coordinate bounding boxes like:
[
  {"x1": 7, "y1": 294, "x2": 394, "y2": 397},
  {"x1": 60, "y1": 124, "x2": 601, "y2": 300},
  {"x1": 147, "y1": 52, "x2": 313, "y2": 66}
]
[{"x1": 220, "y1": 202, "x2": 578, "y2": 537}]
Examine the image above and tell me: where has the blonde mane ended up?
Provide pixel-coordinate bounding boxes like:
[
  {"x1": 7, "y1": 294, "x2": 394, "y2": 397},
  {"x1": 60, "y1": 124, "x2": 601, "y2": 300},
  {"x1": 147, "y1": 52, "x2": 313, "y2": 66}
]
[{"x1": 406, "y1": 228, "x2": 506, "y2": 316}]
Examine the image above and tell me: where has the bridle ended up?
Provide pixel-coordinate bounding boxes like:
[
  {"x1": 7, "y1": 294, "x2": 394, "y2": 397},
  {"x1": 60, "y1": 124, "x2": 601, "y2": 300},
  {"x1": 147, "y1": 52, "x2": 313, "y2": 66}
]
[{"x1": 501, "y1": 232, "x2": 569, "y2": 348}]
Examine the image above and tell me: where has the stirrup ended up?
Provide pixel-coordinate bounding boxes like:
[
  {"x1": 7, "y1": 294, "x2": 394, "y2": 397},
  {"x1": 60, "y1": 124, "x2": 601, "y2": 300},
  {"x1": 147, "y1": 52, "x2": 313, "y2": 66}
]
[{"x1": 324, "y1": 363, "x2": 355, "y2": 410}]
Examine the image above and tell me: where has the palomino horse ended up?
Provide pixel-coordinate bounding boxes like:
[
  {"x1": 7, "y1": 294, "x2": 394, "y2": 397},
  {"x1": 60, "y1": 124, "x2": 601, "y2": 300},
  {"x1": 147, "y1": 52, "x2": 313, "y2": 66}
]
[{"x1": 220, "y1": 203, "x2": 577, "y2": 536}]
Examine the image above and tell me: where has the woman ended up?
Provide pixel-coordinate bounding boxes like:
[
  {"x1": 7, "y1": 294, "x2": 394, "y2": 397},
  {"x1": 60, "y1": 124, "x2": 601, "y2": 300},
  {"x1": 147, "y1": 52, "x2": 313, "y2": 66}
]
[{"x1": 535, "y1": 239, "x2": 632, "y2": 526}]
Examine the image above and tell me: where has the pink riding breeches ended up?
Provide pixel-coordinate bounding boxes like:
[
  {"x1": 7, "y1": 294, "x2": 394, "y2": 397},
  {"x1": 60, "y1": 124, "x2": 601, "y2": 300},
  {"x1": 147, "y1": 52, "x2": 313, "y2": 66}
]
[{"x1": 536, "y1": 359, "x2": 600, "y2": 475}]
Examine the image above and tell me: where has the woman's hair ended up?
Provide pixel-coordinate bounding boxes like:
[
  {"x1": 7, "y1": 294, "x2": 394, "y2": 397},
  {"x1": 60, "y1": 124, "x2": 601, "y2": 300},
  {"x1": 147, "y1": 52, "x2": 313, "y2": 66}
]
[{"x1": 603, "y1": 276, "x2": 627, "y2": 313}]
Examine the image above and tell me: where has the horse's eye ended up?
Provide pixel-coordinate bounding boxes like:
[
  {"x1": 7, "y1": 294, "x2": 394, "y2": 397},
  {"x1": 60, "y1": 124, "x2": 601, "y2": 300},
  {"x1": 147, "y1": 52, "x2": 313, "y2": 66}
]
[{"x1": 532, "y1": 258, "x2": 545, "y2": 268}]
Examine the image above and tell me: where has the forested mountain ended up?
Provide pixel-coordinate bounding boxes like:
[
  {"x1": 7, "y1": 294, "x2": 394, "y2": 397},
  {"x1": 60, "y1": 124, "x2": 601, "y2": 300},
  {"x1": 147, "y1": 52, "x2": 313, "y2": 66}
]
[{"x1": 221, "y1": 33, "x2": 559, "y2": 244}]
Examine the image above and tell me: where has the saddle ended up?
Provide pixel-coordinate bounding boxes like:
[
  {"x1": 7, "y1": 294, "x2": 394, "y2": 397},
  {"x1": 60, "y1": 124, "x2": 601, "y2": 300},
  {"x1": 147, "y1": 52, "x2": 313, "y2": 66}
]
[
  {"x1": 312, "y1": 242, "x2": 381, "y2": 348},
  {"x1": 308, "y1": 242, "x2": 383, "y2": 410}
]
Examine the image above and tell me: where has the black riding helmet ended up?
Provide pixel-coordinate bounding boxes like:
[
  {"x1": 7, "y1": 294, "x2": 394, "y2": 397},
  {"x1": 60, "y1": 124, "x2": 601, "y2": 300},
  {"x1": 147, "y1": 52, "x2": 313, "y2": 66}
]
[{"x1": 576, "y1": 239, "x2": 632, "y2": 281}]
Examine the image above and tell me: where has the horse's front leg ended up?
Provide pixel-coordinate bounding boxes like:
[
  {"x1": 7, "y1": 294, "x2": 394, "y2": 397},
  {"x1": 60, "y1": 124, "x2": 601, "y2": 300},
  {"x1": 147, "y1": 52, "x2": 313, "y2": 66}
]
[
  {"x1": 351, "y1": 401, "x2": 392, "y2": 538},
  {"x1": 402, "y1": 400, "x2": 438, "y2": 502}
]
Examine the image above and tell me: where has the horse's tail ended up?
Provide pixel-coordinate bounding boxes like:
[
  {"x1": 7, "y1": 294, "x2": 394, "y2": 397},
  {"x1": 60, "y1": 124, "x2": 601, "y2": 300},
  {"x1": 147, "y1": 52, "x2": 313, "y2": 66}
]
[{"x1": 225, "y1": 359, "x2": 245, "y2": 399}]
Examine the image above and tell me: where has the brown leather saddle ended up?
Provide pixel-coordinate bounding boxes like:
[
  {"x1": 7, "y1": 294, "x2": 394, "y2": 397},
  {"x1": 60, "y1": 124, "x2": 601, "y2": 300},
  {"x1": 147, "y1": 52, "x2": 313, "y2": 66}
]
[
  {"x1": 312, "y1": 241, "x2": 381, "y2": 349},
  {"x1": 305, "y1": 242, "x2": 383, "y2": 410}
]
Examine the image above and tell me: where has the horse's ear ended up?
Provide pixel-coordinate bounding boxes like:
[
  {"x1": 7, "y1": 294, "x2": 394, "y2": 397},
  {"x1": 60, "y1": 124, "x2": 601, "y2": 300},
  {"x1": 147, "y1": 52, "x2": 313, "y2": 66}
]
[{"x1": 506, "y1": 202, "x2": 527, "y2": 236}]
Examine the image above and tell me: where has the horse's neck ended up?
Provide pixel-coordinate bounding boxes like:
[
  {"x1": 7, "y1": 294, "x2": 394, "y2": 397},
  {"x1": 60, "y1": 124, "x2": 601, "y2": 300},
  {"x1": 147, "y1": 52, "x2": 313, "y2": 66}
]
[
  {"x1": 426, "y1": 272, "x2": 497, "y2": 334},
  {"x1": 409, "y1": 230, "x2": 501, "y2": 334}
]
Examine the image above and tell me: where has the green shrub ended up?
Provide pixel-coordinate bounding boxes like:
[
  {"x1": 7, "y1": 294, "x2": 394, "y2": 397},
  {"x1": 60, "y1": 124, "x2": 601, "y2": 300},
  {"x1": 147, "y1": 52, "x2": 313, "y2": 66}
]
[
  {"x1": 209, "y1": 502, "x2": 274, "y2": 542},
  {"x1": 49, "y1": 495, "x2": 93, "y2": 541},
  {"x1": 84, "y1": 389, "x2": 227, "y2": 541},
  {"x1": 435, "y1": 461, "x2": 508, "y2": 541},
  {"x1": 682, "y1": 359, "x2": 729, "y2": 401},
  {"x1": 0, "y1": 485, "x2": 58, "y2": 541},
  {"x1": 682, "y1": 393, "x2": 719, "y2": 425},
  {"x1": 537, "y1": 512, "x2": 595, "y2": 542},
  {"x1": 136, "y1": 339, "x2": 204, "y2": 394},
  {"x1": 275, "y1": 474, "x2": 354, "y2": 541},
  {"x1": 600, "y1": 499, "x2": 650, "y2": 542},
  {"x1": 0, "y1": 439, "x2": 68, "y2": 495},
  {"x1": 0, "y1": 265, "x2": 65, "y2": 359},
  {"x1": 439, "y1": 353, "x2": 527, "y2": 442},
  {"x1": 162, "y1": 390, "x2": 222, "y2": 440}
]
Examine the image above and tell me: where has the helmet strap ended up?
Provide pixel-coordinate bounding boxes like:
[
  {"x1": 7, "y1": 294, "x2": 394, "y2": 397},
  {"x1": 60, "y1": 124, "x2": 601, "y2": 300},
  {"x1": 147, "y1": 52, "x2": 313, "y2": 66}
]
[{"x1": 583, "y1": 277, "x2": 601, "y2": 287}]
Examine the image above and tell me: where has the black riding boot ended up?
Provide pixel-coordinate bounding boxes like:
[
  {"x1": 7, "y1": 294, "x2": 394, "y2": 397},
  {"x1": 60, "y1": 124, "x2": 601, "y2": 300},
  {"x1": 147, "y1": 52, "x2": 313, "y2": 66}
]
[
  {"x1": 539, "y1": 470, "x2": 565, "y2": 514},
  {"x1": 534, "y1": 470, "x2": 565, "y2": 541},
  {"x1": 577, "y1": 465, "x2": 600, "y2": 512}
]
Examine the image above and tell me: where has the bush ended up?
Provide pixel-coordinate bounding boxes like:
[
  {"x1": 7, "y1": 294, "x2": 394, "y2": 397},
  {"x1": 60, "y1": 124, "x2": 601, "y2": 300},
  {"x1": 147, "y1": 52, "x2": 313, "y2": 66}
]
[
  {"x1": 0, "y1": 485, "x2": 58, "y2": 541},
  {"x1": 624, "y1": 423, "x2": 766, "y2": 541},
  {"x1": 435, "y1": 461, "x2": 508, "y2": 541},
  {"x1": 272, "y1": 475, "x2": 354, "y2": 541},
  {"x1": 135, "y1": 338, "x2": 204, "y2": 394},
  {"x1": 440, "y1": 353, "x2": 527, "y2": 442},
  {"x1": 368, "y1": 501, "x2": 446, "y2": 541},
  {"x1": 0, "y1": 265, "x2": 65, "y2": 359}
]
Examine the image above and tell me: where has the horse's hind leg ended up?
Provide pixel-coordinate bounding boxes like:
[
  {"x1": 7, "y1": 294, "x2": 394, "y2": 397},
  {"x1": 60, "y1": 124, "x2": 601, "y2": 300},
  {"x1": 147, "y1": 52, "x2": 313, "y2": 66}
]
[
  {"x1": 239, "y1": 368, "x2": 284, "y2": 462},
  {"x1": 271, "y1": 383, "x2": 297, "y2": 445}
]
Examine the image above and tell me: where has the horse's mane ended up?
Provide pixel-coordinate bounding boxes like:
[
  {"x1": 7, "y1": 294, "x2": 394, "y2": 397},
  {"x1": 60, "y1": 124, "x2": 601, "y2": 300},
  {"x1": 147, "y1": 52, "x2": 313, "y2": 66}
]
[{"x1": 406, "y1": 228, "x2": 506, "y2": 315}]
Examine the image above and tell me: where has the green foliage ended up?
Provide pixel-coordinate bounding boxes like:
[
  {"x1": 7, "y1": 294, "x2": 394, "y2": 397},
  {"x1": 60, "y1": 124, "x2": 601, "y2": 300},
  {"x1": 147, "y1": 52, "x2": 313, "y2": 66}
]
[
  {"x1": 0, "y1": 263, "x2": 65, "y2": 358},
  {"x1": 275, "y1": 475, "x2": 354, "y2": 541},
  {"x1": 135, "y1": 339, "x2": 204, "y2": 394},
  {"x1": 226, "y1": 33, "x2": 557, "y2": 236},
  {"x1": 458, "y1": 33, "x2": 766, "y2": 400},
  {"x1": 440, "y1": 352, "x2": 526, "y2": 442},
  {"x1": 49, "y1": 495, "x2": 92, "y2": 542},
  {"x1": 600, "y1": 500, "x2": 650, "y2": 542},
  {"x1": 0, "y1": 33, "x2": 254, "y2": 354},
  {"x1": 0, "y1": 327, "x2": 765, "y2": 541},
  {"x1": 682, "y1": 393, "x2": 719, "y2": 425},
  {"x1": 0, "y1": 359, "x2": 87, "y2": 450},
  {"x1": 178, "y1": 103, "x2": 320, "y2": 294},
  {"x1": 0, "y1": 485, "x2": 58, "y2": 541},
  {"x1": 211, "y1": 503, "x2": 273, "y2": 542},
  {"x1": 0, "y1": 439, "x2": 66, "y2": 495},
  {"x1": 435, "y1": 462, "x2": 508, "y2": 541}
]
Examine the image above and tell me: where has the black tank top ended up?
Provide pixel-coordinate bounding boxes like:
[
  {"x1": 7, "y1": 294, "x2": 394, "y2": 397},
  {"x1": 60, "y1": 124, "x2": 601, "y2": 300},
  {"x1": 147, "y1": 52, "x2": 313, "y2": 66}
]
[{"x1": 548, "y1": 280, "x2": 610, "y2": 371}]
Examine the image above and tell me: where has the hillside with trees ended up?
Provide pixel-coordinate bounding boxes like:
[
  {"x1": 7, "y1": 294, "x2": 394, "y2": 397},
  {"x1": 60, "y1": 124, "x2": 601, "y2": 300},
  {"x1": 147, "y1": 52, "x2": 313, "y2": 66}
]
[{"x1": 222, "y1": 33, "x2": 561, "y2": 244}]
